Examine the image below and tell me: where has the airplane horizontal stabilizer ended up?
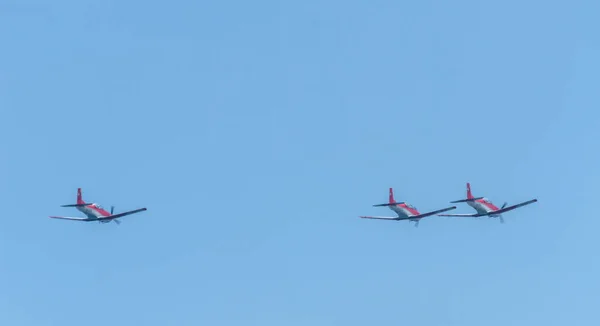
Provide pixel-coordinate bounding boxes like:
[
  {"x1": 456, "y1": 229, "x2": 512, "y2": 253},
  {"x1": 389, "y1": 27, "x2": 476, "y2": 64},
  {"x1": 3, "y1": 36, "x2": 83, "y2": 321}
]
[
  {"x1": 60, "y1": 203, "x2": 90, "y2": 207},
  {"x1": 449, "y1": 197, "x2": 484, "y2": 203},
  {"x1": 372, "y1": 202, "x2": 405, "y2": 207}
]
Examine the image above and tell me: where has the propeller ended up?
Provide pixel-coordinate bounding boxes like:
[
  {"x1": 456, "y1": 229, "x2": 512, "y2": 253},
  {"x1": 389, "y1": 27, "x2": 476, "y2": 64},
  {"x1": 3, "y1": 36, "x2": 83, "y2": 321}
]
[
  {"x1": 110, "y1": 206, "x2": 121, "y2": 225},
  {"x1": 499, "y1": 202, "x2": 507, "y2": 223}
]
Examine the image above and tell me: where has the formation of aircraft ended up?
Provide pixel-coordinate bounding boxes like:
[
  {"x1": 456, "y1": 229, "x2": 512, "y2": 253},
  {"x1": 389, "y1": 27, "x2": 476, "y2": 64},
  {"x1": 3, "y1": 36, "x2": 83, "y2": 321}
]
[
  {"x1": 49, "y1": 182, "x2": 536, "y2": 227},
  {"x1": 49, "y1": 188, "x2": 147, "y2": 225},
  {"x1": 361, "y1": 183, "x2": 537, "y2": 226}
]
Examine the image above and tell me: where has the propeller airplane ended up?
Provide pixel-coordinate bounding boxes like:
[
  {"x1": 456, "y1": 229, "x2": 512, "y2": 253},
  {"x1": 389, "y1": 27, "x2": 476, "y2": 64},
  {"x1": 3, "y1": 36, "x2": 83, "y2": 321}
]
[
  {"x1": 49, "y1": 188, "x2": 147, "y2": 225},
  {"x1": 360, "y1": 187, "x2": 456, "y2": 227},
  {"x1": 437, "y1": 182, "x2": 537, "y2": 223}
]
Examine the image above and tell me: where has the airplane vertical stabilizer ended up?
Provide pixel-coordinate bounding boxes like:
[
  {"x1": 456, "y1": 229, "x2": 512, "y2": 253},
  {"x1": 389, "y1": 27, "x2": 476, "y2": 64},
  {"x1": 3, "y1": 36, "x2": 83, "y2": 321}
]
[
  {"x1": 77, "y1": 188, "x2": 84, "y2": 204},
  {"x1": 466, "y1": 183, "x2": 473, "y2": 199}
]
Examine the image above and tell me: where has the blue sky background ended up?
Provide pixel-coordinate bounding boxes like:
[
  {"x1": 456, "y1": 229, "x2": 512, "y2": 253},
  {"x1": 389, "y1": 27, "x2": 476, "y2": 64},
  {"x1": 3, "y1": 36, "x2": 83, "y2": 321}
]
[{"x1": 1, "y1": 0, "x2": 599, "y2": 325}]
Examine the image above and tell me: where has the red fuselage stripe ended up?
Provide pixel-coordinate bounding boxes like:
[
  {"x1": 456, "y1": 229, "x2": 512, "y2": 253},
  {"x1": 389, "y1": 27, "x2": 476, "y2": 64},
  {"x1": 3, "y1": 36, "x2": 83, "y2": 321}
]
[{"x1": 477, "y1": 199, "x2": 498, "y2": 211}]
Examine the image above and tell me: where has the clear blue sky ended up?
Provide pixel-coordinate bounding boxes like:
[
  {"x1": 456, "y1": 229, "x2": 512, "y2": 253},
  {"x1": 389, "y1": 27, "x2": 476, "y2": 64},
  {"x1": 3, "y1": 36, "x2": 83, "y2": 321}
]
[{"x1": 1, "y1": 0, "x2": 599, "y2": 325}]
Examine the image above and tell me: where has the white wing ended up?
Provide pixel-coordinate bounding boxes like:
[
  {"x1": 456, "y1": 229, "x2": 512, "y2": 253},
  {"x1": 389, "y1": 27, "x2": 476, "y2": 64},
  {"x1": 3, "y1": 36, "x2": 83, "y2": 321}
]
[
  {"x1": 49, "y1": 216, "x2": 90, "y2": 221},
  {"x1": 437, "y1": 213, "x2": 481, "y2": 217},
  {"x1": 359, "y1": 215, "x2": 400, "y2": 220}
]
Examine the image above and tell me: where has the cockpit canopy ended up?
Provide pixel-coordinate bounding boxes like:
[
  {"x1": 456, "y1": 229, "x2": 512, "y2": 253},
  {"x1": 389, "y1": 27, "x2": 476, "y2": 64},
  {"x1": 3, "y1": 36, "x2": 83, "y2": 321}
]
[{"x1": 405, "y1": 203, "x2": 417, "y2": 210}]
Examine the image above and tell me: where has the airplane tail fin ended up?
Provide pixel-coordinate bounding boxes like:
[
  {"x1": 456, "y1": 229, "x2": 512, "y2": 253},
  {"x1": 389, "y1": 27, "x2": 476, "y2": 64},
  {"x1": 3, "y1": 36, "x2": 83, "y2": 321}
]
[
  {"x1": 373, "y1": 187, "x2": 405, "y2": 207},
  {"x1": 77, "y1": 188, "x2": 84, "y2": 204},
  {"x1": 60, "y1": 188, "x2": 88, "y2": 207},
  {"x1": 449, "y1": 183, "x2": 484, "y2": 203}
]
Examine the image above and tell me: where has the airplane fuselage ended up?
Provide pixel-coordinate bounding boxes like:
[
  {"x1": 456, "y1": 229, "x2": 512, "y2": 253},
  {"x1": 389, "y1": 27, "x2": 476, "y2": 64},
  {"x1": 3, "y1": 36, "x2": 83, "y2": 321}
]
[
  {"x1": 77, "y1": 204, "x2": 112, "y2": 223},
  {"x1": 389, "y1": 203, "x2": 420, "y2": 221},
  {"x1": 467, "y1": 198, "x2": 500, "y2": 217}
]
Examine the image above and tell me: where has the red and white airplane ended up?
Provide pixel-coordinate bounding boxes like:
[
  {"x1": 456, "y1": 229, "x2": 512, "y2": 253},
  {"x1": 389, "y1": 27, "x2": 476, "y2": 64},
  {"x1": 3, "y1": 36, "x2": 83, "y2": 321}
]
[
  {"x1": 359, "y1": 187, "x2": 456, "y2": 227},
  {"x1": 437, "y1": 182, "x2": 537, "y2": 223},
  {"x1": 49, "y1": 188, "x2": 147, "y2": 225}
]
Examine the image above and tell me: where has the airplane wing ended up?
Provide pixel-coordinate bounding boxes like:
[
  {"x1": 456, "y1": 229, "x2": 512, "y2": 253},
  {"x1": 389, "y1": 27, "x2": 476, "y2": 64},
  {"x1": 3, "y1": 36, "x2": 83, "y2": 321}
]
[
  {"x1": 359, "y1": 215, "x2": 399, "y2": 220},
  {"x1": 490, "y1": 199, "x2": 537, "y2": 214},
  {"x1": 360, "y1": 206, "x2": 457, "y2": 221},
  {"x1": 437, "y1": 213, "x2": 482, "y2": 217},
  {"x1": 49, "y1": 216, "x2": 90, "y2": 221},
  {"x1": 97, "y1": 208, "x2": 147, "y2": 220},
  {"x1": 412, "y1": 206, "x2": 457, "y2": 219}
]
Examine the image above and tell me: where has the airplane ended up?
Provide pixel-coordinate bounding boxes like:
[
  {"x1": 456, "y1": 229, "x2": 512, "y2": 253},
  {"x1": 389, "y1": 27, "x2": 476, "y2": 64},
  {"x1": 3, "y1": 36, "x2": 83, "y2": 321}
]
[
  {"x1": 437, "y1": 182, "x2": 537, "y2": 223},
  {"x1": 359, "y1": 187, "x2": 457, "y2": 227},
  {"x1": 49, "y1": 188, "x2": 147, "y2": 225}
]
